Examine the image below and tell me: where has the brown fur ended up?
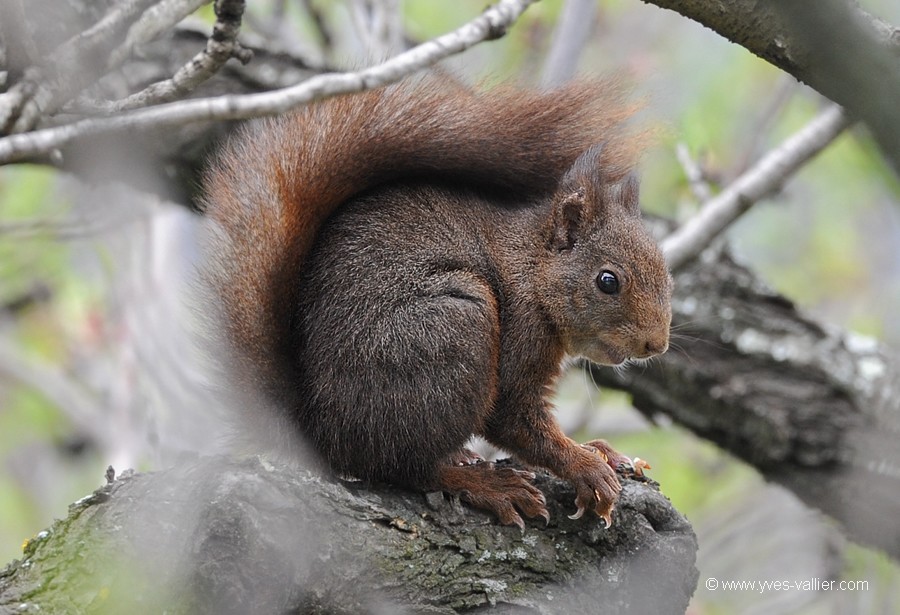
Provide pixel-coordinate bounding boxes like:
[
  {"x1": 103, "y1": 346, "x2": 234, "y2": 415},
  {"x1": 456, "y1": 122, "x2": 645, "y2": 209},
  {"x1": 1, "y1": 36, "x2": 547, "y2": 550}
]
[{"x1": 201, "y1": 77, "x2": 671, "y2": 527}]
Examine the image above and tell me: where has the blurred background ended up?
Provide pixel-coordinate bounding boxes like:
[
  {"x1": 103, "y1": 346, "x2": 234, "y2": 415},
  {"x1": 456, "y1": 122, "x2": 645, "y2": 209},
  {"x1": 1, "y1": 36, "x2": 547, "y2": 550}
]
[{"x1": 1, "y1": 1, "x2": 899, "y2": 612}]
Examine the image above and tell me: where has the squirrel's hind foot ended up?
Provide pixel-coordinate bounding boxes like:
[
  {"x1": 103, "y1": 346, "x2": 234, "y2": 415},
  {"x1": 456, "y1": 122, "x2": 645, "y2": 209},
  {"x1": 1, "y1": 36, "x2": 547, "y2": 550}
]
[
  {"x1": 437, "y1": 461, "x2": 549, "y2": 529},
  {"x1": 446, "y1": 448, "x2": 485, "y2": 467}
]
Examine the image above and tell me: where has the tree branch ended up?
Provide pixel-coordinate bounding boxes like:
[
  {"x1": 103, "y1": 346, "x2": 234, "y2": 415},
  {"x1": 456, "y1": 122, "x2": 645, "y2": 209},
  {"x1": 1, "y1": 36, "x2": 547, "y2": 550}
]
[
  {"x1": 1, "y1": 0, "x2": 161, "y2": 134},
  {"x1": 592, "y1": 238, "x2": 900, "y2": 562},
  {"x1": 107, "y1": 0, "x2": 209, "y2": 69},
  {"x1": 0, "y1": 0, "x2": 538, "y2": 166},
  {"x1": 109, "y1": 0, "x2": 252, "y2": 112},
  {"x1": 662, "y1": 104, "x2": 851, "y2": 271},
  {"x1": 0, "y1": 456, "x2": 698, "y2": 613},
  {"x1": 540, "y1": 0, "x2": 597, "y2": 87},
  {"x1": 639, "y1": 0, "x2": 900, "y2": 175},
  {"x1": 674, "y1": 142, "x2": 713, "y2": 203}
]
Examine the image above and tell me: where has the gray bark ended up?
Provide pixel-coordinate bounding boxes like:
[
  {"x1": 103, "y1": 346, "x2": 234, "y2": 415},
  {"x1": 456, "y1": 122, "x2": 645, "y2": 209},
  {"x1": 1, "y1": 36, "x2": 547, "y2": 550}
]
[
  {"x1": 0, "y1": 456, "x2": 698, "y2": 614},
  {"x1": 592, "y1": 239, "x2": 900, "y2": 560}
]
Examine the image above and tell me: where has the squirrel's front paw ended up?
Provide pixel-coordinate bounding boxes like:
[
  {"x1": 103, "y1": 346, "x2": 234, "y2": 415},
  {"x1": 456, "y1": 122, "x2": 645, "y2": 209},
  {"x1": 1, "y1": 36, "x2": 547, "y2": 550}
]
[
  {"x1": 582, "y1": 439, "x2": 652, "y2": 479},
  {"x1": 566, "y1": 449, "x2": 622, "y2": 527},
  {"x1": 566, "y1": 440, "x2": 653, "y2": 526}
]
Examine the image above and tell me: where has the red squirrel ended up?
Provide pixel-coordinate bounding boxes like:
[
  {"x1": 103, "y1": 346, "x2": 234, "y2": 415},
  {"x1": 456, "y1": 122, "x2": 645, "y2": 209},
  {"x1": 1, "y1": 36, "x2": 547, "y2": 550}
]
[{"x1": 201, "y1": 77, "x2": 672, "y2": 528}]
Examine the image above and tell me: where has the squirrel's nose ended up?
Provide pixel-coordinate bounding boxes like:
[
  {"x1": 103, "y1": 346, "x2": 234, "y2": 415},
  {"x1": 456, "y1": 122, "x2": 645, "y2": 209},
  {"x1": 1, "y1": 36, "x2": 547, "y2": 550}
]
[
  {"x1": 641, "y1": 335, "x2": 669, "y2": 358},
  {"x1": 646, "y1": 339, "x2": 668, "y2": 355}
]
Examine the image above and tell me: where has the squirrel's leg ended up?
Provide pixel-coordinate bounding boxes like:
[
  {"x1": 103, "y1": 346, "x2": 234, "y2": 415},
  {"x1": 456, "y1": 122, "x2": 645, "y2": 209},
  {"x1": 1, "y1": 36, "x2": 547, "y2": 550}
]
[
  {"x1": 397, "y1": 270, "x2": 548, "y2": 527},
  {"x1": 480, "y1": 399, "x2": 625, "y2": 527}
]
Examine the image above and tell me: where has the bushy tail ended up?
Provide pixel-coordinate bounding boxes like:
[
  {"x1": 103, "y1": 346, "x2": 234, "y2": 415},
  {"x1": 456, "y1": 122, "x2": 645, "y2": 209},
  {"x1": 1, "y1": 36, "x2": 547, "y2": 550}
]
[{"x1": 201, "y1": 76, "x2": 639, "y2": 408}]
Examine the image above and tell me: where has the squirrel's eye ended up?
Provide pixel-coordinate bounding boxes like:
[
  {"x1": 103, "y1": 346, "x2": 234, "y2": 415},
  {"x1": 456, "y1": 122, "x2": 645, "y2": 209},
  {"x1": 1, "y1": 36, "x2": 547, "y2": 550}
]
[{"x1": 597, "y1": 271, "x2": 619, "y2": 295}]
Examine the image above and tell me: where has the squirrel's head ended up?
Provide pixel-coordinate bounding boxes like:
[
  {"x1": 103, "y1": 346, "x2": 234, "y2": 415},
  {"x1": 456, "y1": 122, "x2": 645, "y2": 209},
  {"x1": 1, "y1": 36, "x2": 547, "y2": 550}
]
[{"x1": 539, "y1": 144, "x2": 672, "y2": 366}]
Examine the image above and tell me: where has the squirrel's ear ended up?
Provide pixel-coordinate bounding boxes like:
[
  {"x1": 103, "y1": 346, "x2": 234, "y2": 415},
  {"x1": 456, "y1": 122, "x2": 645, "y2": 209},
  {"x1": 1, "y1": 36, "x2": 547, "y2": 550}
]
[
  {"x1": 562, "y1": 143, "x2": 605, "y2": 189},
  {"x1": 596, "y1": 171, "x2": 641, "y2": 219},
  {"x1": 548, "y1": 144, "x2": 604, "y2": 251},
  {"x1": 613, "y1": 172, "x2": 641, "y2": 218},
  {"x1": 548, "y1": 188, "x2": 585, "y2": 251},
  {"x1": 565, "y1": 145, "x2": 641, "y2": 219}
]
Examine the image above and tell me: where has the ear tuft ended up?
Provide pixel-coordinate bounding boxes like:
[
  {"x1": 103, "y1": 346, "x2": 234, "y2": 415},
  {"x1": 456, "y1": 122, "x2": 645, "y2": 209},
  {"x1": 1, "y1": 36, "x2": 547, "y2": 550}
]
[
  {"x1": 617, "y1": 172, "x2": 641, "y2": 217},
  {"x1": 549, "y1": 188, "x2": 585, "y2": 251},
  {"x1": 562, "y1": 143, "x2": 606, "y2": 189},
  {"x1": 598, "y1": 172, "x2": 641, "y2": 218}
]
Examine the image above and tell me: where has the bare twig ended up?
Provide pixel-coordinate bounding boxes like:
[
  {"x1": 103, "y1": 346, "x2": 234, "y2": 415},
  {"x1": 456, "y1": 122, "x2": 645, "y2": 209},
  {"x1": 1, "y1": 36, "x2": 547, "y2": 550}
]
[
  {"x1": 662, "y1": 104, "x2": 851, "y2": 271},
  {"x1": 0, "y1": 0, "x2": 40, "y2": 78},
  {"x1": 52, "y1": 0, "x2": 162, "y2": 65},
  {"x1": 243, "y1": 0, "x2": 326, "y2": 67},
  {"x1": 727, "y1": 76, "x2": 797, "y2": 180},
  {"x1": 0, "y1": 0, "x2": 539, "y2": 165},
  {"x1": 108, "y1": 0, "x2": 209, "y2": 68},
  {"x1": 540, "y1": 0, "x2": 598, "y2": 87},
  {"x1": 301, "y1": 0, "x2": 335, "y2": 50},
  {"x1": 0, "y1": 70, "x2": 38, "y2": 133},
  {"x1": 674, "y1": 142, "x2": 713, "y2": 204},
  {"x1": 640, "y1": 0, "x2": 900, "y2": 175},
  {"x1": 111, "y1": 0, "x2": 251, "y2": 111},
  {"x1": 1, "y1": 0, "x2": 160, "y2": 133},
  {"x1": 350, "y1": 0, "x2": 405, "y2": 57}
]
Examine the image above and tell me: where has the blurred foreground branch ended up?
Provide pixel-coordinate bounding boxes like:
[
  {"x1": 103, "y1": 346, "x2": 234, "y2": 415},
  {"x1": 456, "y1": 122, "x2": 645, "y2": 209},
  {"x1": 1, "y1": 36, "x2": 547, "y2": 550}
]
[
  {"x1": 0, "y1": 0, "x2": 537, "y2": 165},
  {"x1": 0, "y1": 457, "x2": 698, "y2": 614}
]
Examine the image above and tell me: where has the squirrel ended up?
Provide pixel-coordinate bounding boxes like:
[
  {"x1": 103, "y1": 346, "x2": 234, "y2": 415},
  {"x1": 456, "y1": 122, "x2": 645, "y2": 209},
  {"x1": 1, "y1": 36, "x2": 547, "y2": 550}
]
[{"x1": 201, "y1": 77, "x2": 673, "y2": 529}]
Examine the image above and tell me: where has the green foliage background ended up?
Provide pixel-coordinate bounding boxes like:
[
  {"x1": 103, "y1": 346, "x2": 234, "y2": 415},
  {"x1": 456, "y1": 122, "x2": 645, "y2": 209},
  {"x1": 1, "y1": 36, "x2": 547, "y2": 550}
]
[{"x1": 1, "y1": 1, "x2": 898, "y2": 612}]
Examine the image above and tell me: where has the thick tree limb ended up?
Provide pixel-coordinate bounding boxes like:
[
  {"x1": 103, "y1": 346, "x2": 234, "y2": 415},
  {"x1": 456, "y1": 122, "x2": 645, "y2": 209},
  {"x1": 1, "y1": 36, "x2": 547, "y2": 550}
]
[
  {"x1": 641, "y1": 0, "x2": 900, "y2": 175},
  {"x1": 0, "y1": 456, "x2": 698, "y2": 614},
  {"x1": 592, "y1": 241, "x2": 900, "y2": 561}
]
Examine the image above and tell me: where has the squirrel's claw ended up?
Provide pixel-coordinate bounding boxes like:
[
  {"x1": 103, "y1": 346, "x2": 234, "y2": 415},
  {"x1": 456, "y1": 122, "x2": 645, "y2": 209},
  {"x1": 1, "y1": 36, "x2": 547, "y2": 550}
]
[
  {"x1": 538, "y1": 509, "x2": 551, "y2": 526},
  {"x1": 507, "y1": 511, "x2": 526, "y2": 530},
  {"x1": 568, "y1": 505, "x2": 586, "y2": 521},
  {"x1": 595, "y1": 490, "x2": 615, "y2": 528},
  {"x1": 599, "y1": 510, "x2": 613, "y2": 529},
  {"x1": 569, "y1": 489, "x2": 616, "y2": 526},
  {"x1": 632, "y1": 457, "x2": 651, "y2": 475},
  {"x1": 564, "y1": 440, "x2": 629, "y2": 527}
]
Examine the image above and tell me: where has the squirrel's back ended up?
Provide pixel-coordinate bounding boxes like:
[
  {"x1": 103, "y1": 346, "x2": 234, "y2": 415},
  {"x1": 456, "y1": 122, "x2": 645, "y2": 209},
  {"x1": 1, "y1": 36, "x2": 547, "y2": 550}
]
[{"x1": 201, "y1": 76, "x2": 640, "y2": 416}]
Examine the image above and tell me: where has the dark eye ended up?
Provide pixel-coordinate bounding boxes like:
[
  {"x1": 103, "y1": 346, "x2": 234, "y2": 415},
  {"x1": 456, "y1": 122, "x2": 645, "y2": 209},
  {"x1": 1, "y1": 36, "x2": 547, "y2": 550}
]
[{"x1": 597, "y1": 271, "x2": 619, "y2": 295}]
